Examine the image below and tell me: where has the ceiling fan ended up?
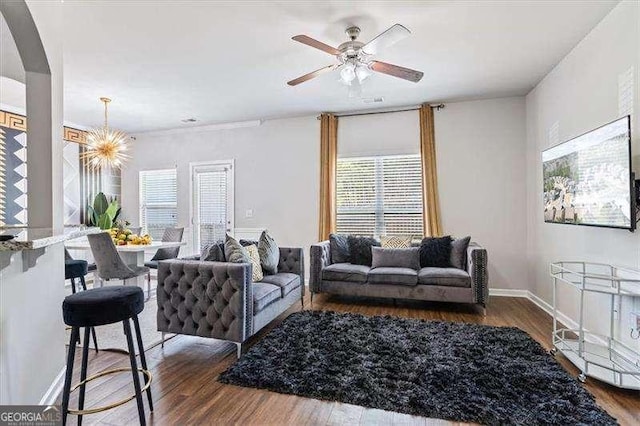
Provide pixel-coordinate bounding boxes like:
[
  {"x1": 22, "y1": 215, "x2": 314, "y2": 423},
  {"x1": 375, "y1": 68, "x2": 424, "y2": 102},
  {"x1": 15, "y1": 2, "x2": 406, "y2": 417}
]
[{"x1": 287, "y1": 24, "x2": 424, "y2": 88}]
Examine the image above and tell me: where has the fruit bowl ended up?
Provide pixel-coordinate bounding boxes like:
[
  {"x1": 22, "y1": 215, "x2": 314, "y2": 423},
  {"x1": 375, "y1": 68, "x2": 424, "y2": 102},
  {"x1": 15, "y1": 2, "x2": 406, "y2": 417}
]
[{"x1": 109, "y1": 228, "x2": 152, "y2": 246}]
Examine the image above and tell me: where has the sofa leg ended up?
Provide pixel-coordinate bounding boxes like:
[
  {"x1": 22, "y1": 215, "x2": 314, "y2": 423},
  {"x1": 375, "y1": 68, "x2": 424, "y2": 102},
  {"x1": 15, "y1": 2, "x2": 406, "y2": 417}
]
[
  {"x1": 235, "y1": 342, "x2": 243, "y2": 359},
  {"x1": 310, "y1": 291, "x2": 314, "y2": 304},
  {"x1": 479, "y1": 304, "x2": 487, "y2": 316},
  {"x1": 161, "y1": 332, "x2": 166, "y2": 348}
]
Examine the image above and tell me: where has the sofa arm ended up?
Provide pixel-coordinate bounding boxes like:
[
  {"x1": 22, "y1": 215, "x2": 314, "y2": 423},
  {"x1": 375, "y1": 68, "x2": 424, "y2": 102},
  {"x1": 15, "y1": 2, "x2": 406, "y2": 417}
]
[
  {"x1": 310, "y1": 241, "x2": 331, "y2": 293},
  {"x1": 467, "y1": 243, "x2": 488, "y2": 307},
  {"x1": 278, "y1": 247, "x2": 305, "y2": 297},
  {"x1": 157, "y1": 259, "x2": 253, "y2": 342}
]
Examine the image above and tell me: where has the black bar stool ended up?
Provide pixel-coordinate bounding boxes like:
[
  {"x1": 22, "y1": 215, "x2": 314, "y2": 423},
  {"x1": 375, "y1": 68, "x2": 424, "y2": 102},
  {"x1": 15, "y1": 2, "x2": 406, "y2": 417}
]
[
  {"x1": 61, "y1": 286, "x2": 153, "y2": 426},
  {"x1": 65, "y1": 258, "x2": 99, "y2": 351}
]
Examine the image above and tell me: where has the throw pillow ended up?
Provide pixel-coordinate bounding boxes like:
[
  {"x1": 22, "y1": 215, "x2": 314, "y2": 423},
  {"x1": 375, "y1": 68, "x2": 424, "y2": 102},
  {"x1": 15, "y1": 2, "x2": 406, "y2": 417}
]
[
  {"x1": 258, "y1": 230, "x2": 279, "y2": 275},
  {"x1": 347, "y1": 236, "x2": 381, "y2": 266},
  {"x1": 239, "y1": 239, "x2": 258, "y2": 247},
  {"x1": 380, "y1": 235, "x2": 412, "y2": 248},
  {"x1": 450, "y1": 236, "x2": 471, "y2": 270},
  {"x1": 246, "y1": 244, "x2": 264, "y2": 282},
  {"x1": 200, "y1": 241, "x2": 226, "y2": 262},
  {"x1": 419, "y1": 236, "x2": 453, "y2": 268},
  {"x1": 329, "y1": 233, "x2": 351, "y2": 264},
  {"x1": 371, "y1": 247, "x2": 420, "y2": 270},
  {"x1": 225, "y1": 234, "x2": 250, "y2": 264}
]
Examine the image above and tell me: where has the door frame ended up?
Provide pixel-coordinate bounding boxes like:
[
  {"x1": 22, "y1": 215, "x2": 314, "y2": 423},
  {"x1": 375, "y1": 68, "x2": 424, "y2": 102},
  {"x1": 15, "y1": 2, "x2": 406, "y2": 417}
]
[{"x1": 189, "y1": 159, "x2": 235, "y2": 252}]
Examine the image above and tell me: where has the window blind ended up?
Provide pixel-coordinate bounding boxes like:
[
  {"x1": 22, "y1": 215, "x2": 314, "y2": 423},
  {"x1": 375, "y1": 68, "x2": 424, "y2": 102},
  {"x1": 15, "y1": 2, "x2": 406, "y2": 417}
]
[
  {"x1": 139, "y1": 169, "x2": 177, "y2": 240},
  {"x1": 336, "y1": 154, "x2": 423, "y2": 237},
  {"x1": 196, "y1": 168, "x2": 228, "y2": 250}
]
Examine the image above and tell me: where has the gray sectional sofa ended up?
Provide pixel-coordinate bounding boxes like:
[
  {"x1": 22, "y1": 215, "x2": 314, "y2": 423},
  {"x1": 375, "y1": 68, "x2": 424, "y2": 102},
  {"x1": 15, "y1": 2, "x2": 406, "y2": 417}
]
[
  {"x1": 156, "y1": 247, "x2": 304, "y2": 357},
  {"x1": 310, "y1": 241, "x2": 488, "y2": 314}
]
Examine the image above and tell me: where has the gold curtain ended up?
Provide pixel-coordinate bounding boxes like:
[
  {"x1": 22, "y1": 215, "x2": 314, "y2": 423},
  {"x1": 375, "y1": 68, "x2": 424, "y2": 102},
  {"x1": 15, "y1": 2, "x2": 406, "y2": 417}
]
[
  {"x1": 419, "y1": 104, "x2": 443, "y2": 237},
  {"x1": 319, "y1": 113, "x2": 338, "y2": 241}
]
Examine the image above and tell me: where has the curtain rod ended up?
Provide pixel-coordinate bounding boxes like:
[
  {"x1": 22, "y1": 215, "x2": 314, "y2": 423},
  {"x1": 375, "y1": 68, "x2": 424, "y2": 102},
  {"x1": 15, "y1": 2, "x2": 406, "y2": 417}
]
[{"x1": 317, "y1": 104, "x2": 445, "y2": 120}]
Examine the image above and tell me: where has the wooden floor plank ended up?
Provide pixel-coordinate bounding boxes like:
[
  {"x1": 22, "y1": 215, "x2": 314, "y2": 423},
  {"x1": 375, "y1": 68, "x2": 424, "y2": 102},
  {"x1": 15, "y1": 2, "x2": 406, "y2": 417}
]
[{"x1": 59, "y1": 294, "x2": 640, "y2": 425}]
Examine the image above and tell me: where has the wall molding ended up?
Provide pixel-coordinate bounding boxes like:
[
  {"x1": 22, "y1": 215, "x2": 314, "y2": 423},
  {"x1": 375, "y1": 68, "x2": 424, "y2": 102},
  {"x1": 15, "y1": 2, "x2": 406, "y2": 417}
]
[
  {"x1": 132, "y1": 119, "x2": 262, "y2": 138},
  {"x1": 39, "y1": 366, "x2": 65, "y2": 406}
]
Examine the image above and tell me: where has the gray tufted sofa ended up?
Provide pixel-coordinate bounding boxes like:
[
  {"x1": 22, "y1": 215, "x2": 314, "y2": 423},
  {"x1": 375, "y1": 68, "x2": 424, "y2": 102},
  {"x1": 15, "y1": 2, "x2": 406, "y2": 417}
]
[
  {"x1": 310, "y1": 241, "x2": 488, "y2": 314},
  {"x1": 157, "y1": 247, "x2": 304, "y2": 357}
]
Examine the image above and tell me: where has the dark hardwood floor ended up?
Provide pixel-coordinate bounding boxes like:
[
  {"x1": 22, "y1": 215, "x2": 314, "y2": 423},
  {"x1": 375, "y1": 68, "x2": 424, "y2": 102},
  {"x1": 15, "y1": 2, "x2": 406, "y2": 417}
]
[{"x1": 60, "y1": 294, "x2": 640, "y2": 425}]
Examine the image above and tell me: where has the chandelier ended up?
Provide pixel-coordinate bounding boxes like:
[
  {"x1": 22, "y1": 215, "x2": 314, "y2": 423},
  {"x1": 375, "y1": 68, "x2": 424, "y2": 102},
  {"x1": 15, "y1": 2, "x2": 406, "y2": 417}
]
[{"x1": 83, "y1": 97, "x2": 129, "y2": 169}]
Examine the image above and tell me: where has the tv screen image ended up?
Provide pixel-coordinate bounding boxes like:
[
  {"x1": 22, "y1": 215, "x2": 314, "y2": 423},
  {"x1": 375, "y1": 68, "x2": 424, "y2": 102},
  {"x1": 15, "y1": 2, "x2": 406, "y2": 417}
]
[{"x1": 542, "y1": 116, "x2": 633, "y2": 229}]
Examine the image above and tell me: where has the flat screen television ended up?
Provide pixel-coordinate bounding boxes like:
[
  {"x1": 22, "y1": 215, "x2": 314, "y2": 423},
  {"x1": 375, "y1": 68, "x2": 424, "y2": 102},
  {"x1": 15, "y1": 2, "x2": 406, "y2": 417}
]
[{"x1": 542, "y1": 116, "x2": 635, "y2": 230}]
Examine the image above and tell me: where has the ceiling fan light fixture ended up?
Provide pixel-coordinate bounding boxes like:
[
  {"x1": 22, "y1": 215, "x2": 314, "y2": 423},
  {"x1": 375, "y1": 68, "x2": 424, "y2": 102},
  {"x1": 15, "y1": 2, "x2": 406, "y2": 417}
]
[
  {"x1": 340, "y1": 62, "x2": 356, "y2": 85},
  {"x1": 355, "y1": 63, "x2": 372, "y2": 83}
]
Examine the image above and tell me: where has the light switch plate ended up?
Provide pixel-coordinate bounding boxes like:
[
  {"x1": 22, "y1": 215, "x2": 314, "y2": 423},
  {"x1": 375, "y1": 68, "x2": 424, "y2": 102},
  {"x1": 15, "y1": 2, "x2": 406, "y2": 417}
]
[{"x1": 245, "y1": 209, "x2": 253, "y2": 218}]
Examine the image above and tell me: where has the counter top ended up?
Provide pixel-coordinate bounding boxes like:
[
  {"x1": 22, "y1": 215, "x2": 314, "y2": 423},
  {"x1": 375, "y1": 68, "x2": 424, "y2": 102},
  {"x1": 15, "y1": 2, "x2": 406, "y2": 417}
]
[{"x1": 0, "y1": 226, "x2": 102, "y2": 251}]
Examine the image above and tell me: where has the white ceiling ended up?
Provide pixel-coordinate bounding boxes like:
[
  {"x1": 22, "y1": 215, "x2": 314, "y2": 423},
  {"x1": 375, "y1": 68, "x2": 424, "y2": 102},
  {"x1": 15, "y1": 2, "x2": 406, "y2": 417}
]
[{"x1": 4, "y1": 1, "x2": 619, "y2": 132}]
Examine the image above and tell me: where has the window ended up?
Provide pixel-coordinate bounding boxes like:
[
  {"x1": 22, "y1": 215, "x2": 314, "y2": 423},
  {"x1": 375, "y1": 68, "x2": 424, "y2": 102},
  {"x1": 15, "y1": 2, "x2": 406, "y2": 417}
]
[
  {"x1": 139, "y1": 169, "x2": 177, "y2": 240},
  {"x1": 336, "y1": 154, "x2": 423, "y2": 237}
]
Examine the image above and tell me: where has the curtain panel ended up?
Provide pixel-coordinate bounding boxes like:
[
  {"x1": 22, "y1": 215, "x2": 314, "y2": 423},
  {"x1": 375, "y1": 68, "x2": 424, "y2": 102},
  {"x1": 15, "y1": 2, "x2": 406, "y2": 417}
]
[
  {"x1": 318, "y1": 113, "x2": 338, "y2": 241},
  {"x1": 419, "y1": 104, "x2": 443, "y2": 237}
]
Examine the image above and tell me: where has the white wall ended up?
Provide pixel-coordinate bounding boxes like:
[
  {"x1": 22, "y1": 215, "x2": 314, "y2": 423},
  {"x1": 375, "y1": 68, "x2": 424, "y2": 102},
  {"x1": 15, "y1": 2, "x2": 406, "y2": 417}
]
[
  {"x1": 437, "y1": 98, "x2": 528, "y2": 291},
  {"x1": 525, "y1": 0, "x2": 640, "y2": 345},
  {"x1": 122, "y1": 116, "x2": 320, "y2": 259},
  {"x1": 122, "y1": 98, "x2": 527, "y2": 293}
]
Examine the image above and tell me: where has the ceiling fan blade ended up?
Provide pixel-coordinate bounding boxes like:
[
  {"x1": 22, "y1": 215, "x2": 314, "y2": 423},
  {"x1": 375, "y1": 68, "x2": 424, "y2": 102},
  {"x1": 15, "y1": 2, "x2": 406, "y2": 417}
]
[
  {"x1": 292, "y1": 35, "x2": 341, "y2": 56},
  {"x1": 361, "y1": 24, "x2": 411, "y2": 55},
  {"x1": 287, "y1": 65, "x2": 337, "y2": 86},
  {"x1": 370, "y1": 60, "x2": 424, "y2": 83}
]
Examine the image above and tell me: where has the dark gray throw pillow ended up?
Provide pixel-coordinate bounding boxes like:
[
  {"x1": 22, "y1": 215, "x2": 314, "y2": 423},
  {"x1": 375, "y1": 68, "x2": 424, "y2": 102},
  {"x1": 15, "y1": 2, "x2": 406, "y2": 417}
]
[
  {"x1": 225, "y1": 234, "x2": 251, "y2": 264},
  {"x1": 201, "y1": 241, "x2": 225, "y2": 262},
  {"x1": 258, "y1": 230, "x2": 279, "y2": 275},
  {"x1": 371, "y1": 247, "x2": 420, "y2": 270},
  {"x1": 348, "y1": 236, "x2": 381, "y2": 266},
  {"x1": 329, "y1": 234, "x2": 351, "y2": 264},
  {"x1": 419, "y1": 236, "x2": 453, "y2": 268},
  {"x1": 450, "y1": 236, "x2": 471, "y2": 270}
]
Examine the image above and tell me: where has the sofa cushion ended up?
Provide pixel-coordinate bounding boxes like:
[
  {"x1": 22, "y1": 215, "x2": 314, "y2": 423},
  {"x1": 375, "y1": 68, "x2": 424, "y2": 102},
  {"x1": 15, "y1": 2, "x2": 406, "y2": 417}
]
[
  {"x1": 371, "y1": 247, "x2": 420, "y2": 270},
  {"x1": 329, "y1": 234, "x2": 351, "y2": 264},
  {"x1": 419, "y1": 236, "x2": 453, "y2": 268},
  {"x1": 348, "y1": 236, "x2": 381, "y2": 266},
  {"x1": 418, "y1": 267, "x2": 471, "y2": 287},
  {"x1": 322, "y1": 263, "x2": 369, "y2": 283},
  {"x1": 450, "y1": 236, "x2": 471, "y2": 270},
  {"x1": 260, "y1": 272, "x2": 301, "y2": 297},
  {"x1": 368, "y1": 267, "x2": 418, "y2": 286},
  {"x1": 253, "y1": 282, "x2": 281, "y2": 313}
]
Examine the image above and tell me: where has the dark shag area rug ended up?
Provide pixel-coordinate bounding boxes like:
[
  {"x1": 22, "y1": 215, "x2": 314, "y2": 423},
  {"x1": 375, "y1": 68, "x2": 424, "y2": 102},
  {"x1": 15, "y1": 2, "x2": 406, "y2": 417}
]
[{"x1": 218, "y1": 311, "x2": 617, "y2": 425}]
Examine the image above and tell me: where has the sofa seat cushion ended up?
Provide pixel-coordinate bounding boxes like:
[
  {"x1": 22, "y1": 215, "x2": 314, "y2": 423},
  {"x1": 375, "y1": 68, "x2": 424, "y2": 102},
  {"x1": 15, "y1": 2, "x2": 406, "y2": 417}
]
[
  {"x1": 322, "y1": 263, "x2": 369, "y2": 283},
  {"x1": 260, "y1": 273, "x2": 301, "y2": 297},
  {"x1": 418, "y1": 267, "x2": 471, "y2": 287},
  {"x1": 253, "y1": 283, "x2": 281, "y2": 313},
  {"x1": 368, "y1": 267, "x2": 418, "y2": 286}
]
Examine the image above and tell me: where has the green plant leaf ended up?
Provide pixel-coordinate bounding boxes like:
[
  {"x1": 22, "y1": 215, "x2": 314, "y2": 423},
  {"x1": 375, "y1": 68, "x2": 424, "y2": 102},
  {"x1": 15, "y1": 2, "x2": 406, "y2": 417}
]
[
  {"x1": 105, "y1": 200, "x2": 119, "y2": 220},
  {"x1": 93, "y1": 192, "x2": 108, "y2": 215},
  {"x1": 113, "y1": 207, "x2": 122, "y2": 222},
  {"x1": 97, "y1": 214, "x2": 112, "y2": 230},
  {"x1": 86, "y1": 205, "x2": 97, "y2": 226}
]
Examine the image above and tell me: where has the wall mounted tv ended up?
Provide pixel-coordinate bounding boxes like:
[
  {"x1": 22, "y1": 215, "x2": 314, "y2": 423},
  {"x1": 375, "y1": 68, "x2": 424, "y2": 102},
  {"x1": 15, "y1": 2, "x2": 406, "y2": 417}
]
[{"x1": 542, "y1": 116, "x2": 635, "y2": 230}]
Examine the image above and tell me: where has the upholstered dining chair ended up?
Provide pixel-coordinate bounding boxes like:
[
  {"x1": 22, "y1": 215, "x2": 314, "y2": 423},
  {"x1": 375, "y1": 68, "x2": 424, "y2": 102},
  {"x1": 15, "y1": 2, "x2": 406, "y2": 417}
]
[
  {"x1": 87, "y1": 232, "x2": 152, "y2": 300},
  {"x1": 145, "y1": 227, "x2": 184, "y2": 283},
  {"x1": 129, "y1": 227, "x2": 142, "y2": 236}
]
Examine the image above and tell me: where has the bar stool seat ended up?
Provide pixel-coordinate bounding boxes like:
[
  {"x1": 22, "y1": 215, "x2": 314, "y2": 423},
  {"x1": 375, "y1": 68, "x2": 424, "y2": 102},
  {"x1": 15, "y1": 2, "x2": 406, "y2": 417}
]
[
  {"x1": 63, "y1": 286, "x2": 145, "y2": 327},
  {"x1": 65, "y1": 260, "x2": 88, "y2": 280},
  {"x1": 61, "y1": 286, "x2": 153, "y2": 425}
]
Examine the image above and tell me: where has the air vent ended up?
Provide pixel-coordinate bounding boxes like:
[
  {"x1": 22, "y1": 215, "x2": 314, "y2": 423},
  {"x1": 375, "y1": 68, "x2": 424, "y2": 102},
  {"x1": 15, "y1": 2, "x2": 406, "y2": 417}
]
[
  {"x1": 363, "y1": 97, "x2": 384, "y2": 104},
  {"x1": 181, "y1": 118, "x2": 197, "y2": 123}
]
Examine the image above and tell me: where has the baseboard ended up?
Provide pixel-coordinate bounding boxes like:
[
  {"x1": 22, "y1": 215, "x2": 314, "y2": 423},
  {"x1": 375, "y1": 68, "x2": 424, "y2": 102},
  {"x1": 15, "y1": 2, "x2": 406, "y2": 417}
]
[
  {"x1": 491, "y1": 288, "x2": 606, "y2": 346},
  {"x1": 488, "y1": 288, "x2": 529, "y2": 298},
  {"x1": 39, "y1": 366, "x2": 66, "y2": 406}
]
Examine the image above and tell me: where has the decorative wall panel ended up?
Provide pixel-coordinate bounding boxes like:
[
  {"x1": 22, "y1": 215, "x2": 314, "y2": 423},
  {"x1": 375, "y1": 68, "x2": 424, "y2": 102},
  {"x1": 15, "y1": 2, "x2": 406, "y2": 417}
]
[{"x1": 0, "y1": 118, "x2": 28, "y2": 226}]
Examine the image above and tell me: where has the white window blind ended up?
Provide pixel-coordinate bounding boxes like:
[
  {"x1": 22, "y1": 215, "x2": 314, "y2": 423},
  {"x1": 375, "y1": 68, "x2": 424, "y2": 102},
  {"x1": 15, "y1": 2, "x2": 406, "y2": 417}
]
[
  {"x1": 195, "y1": 167, "x2": 229, "y2": 250},
  {"x1": 139, "y1": 169, "x2": 177, "y2": 240},
  {"x1": 336, "y1": 154, "x2": 423, "y2": 237}
]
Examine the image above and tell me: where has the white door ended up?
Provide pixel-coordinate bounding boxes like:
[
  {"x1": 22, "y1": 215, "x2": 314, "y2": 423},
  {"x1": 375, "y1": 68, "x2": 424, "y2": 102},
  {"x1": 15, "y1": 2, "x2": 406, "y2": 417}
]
[{"x1": 191, "y1": 161, "x2": 234, "y2": 251}]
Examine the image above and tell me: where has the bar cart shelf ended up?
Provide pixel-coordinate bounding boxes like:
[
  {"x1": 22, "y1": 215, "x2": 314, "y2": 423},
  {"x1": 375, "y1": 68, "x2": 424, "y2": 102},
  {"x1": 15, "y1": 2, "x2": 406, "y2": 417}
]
[{"x1": 550, "y1": 262, "x2": 640, "y2": 390}]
